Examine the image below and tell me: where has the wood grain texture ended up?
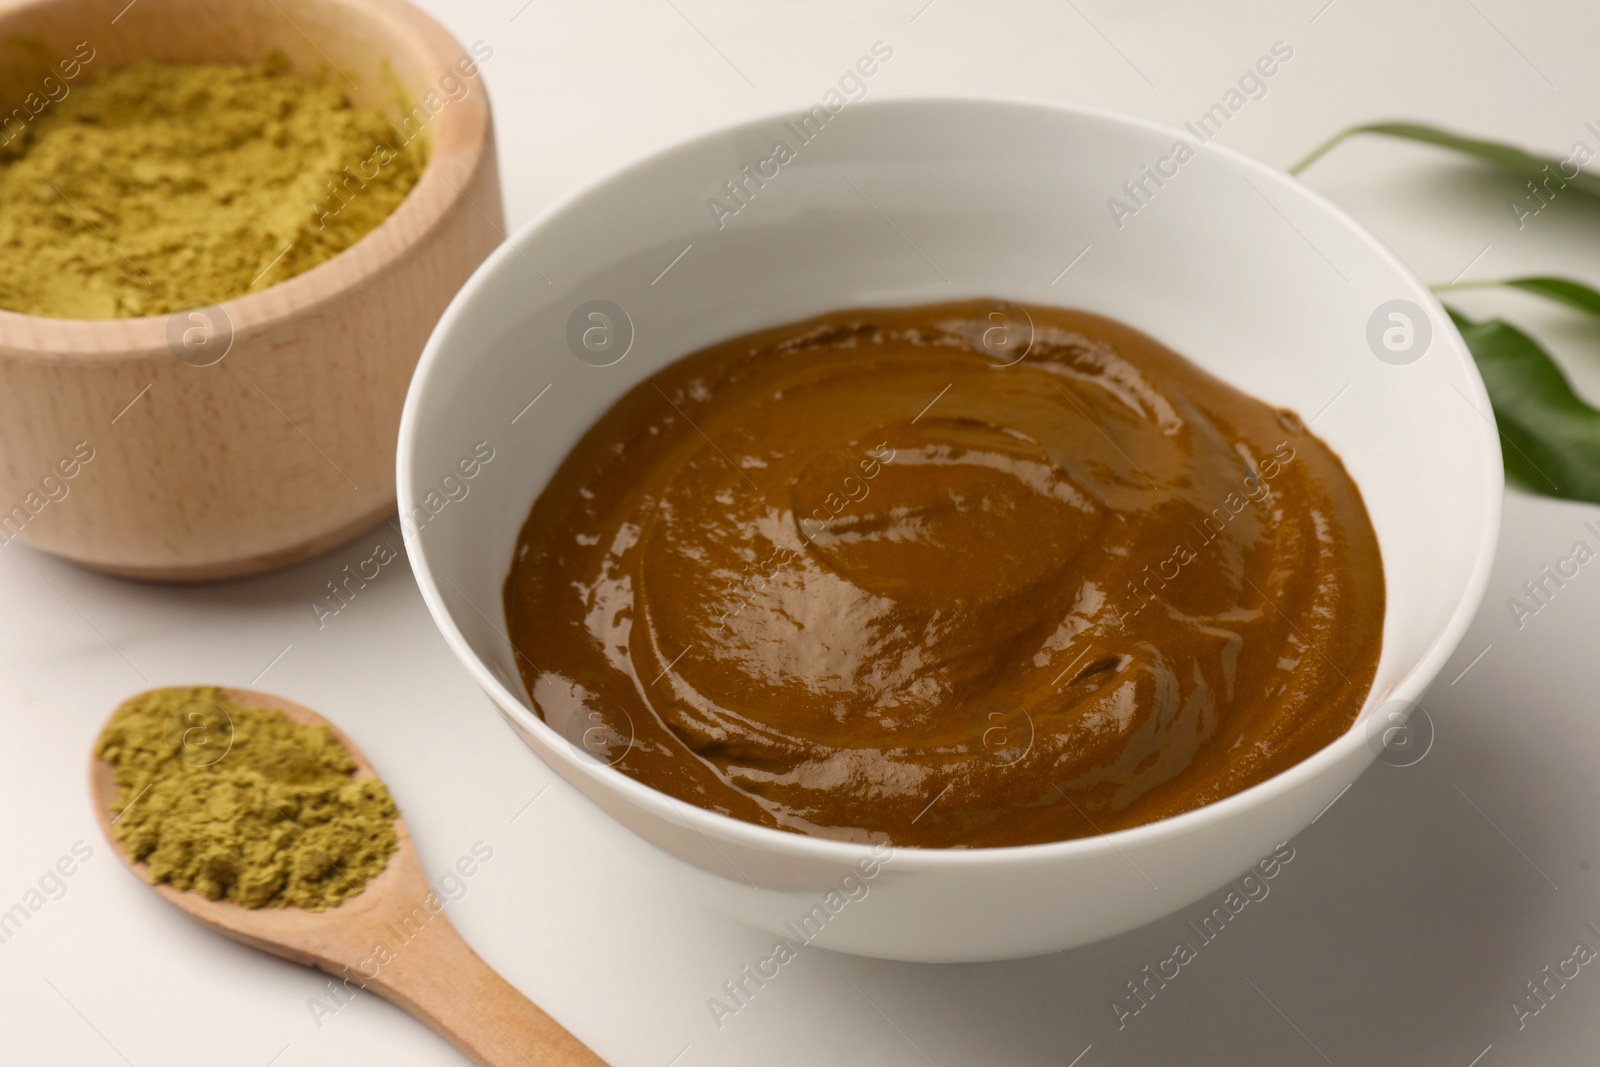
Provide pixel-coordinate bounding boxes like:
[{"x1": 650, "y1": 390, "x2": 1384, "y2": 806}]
[
  {"x1": 0, "y1": 0, "x2": 505, "y2": 581},
  {"x1": 90, "y1": 687, "x2": 608, "y2": 1067}
]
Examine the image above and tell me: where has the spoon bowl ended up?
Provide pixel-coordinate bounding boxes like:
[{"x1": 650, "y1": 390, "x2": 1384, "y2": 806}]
[{"x1": 91, "y1": 686, "x2": 604, "y2": 1067}]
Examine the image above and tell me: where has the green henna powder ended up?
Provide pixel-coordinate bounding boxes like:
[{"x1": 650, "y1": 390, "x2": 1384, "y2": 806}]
[
  {"x1": 96, "y1": 686, "x2": 399, "y2": 910},
  {"x1": 0, "y1": 54, "x2": 425, "y2": 319}
]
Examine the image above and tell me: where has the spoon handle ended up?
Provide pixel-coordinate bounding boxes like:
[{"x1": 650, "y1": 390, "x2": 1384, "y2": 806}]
[{"x1": 338, "y1": 910, "x2": 607, "y2": 1066}]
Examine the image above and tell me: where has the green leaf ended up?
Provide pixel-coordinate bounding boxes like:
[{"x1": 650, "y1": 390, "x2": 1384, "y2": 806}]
[
  {"x1": 1445, "y1": 305, "x2": 1600, "y2": 501},
  {"x1": 1500, "y1": 276, "x2": 1600, "y2": 320},
  {"x1": 1437, "y1": 275, "x2": 1600, "y2": 320},
  {"x1": 1292, "y1": 122, "x2": 1600, "y2": 200}
]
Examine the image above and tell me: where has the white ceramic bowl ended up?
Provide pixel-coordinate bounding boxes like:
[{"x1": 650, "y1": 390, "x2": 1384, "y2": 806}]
[{"x1": 398, "y1": 96, "x2": 1501, "y2": 962}]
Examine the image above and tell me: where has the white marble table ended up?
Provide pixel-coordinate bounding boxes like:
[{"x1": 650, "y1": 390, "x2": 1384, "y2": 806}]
[{"x1": 5, "y1": 0, "x2": 1600, "y2": 1063}]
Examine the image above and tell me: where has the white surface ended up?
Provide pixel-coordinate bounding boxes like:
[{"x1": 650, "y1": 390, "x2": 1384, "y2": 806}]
[
  {"x1": 397, "y1": 93, "x2": 1500, "y2": 961},
  {"x1": 4, "y1": 0, "x2": 1600, "y2": 1062}
]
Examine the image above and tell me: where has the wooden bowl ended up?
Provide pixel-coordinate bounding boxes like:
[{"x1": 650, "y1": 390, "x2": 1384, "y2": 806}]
[{"x1": 0, "y1": 0, "x2": 503, "y2": 581}]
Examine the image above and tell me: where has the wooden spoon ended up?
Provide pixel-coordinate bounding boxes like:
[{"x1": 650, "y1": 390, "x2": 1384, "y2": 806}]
[{"x1": 90, "y1": 686, "x2": 606, "y2": 1067}]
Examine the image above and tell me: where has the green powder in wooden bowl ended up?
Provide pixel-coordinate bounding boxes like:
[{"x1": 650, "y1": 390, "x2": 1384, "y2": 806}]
[{"x1": 0, "y1": 53, "x2": 425, "y2": 320}]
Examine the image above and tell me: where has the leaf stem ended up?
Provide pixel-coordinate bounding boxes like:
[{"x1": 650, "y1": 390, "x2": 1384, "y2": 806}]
[{"x1": 1288, "y1": 126, "x2": 1365, "y2": 176}]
